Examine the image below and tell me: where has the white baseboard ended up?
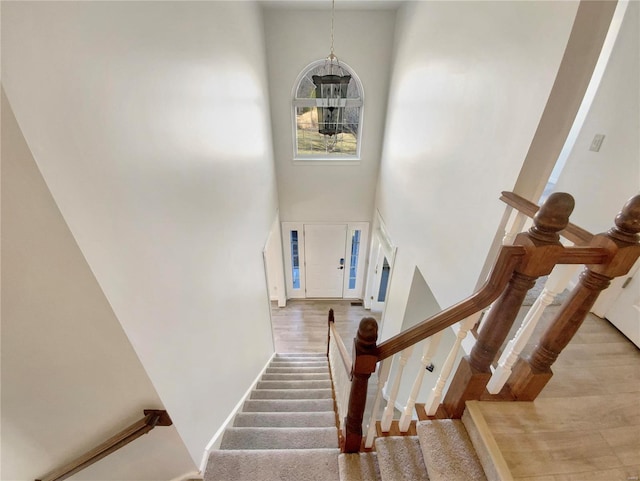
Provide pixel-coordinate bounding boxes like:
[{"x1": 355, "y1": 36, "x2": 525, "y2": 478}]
[
  {"x1": 169, "y1": 471, "x2": 202, "y2": 481},
  {"x1": 198, "y1": 352, "x2": 276, "y2": 473}
]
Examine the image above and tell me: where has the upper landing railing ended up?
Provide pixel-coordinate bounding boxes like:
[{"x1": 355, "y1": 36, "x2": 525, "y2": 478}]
[{"x1": 327, "y1": 191, "x2": 640, "y2": 453}]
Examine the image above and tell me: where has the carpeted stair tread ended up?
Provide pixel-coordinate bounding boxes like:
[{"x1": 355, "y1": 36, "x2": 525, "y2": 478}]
[
  {"x1": 243, "y1": 398, "x2": 334, "y2": 412},
  {"x1": 270, "y1": 360, "x2": 328, "y2": 366},
  {"x1": 220, "y1": 426, "x2": 338, "y2": 450},
  {"x1": 417, "y1": 419, "x2": 487, "y2": 481},
  {"x1": 261, "y1": 372, "x2": 330, "y2": 381},
  {"x1": 375, "y1": 436, "x2": 430, "y2": 481},
  {"x1": 205, "y1": 448, "x2": 339, "y2": 481},
  {"x1": 256, "y1": 379, "x2": 331, "y2": 390},
  {"x1": 271, "y1": 358, "x2": 327, "y2": 363},
  {"x1": 276, "y1": 353, "x2": 326, "y2": 358},
  {"x1": 250, "y1": 388, "x2": 333, "y2": 400},
  {"x1": 266, "y1": 366, "x2": 329, "y2": 373},
  {"x1": 233, "y1": 412, "x2": 335, "y2": 428},
  {"x1": 204, "y1": 353, "x2": 338, "y2": 481},
  {"x1": 339, "y1": 452, "x2": 382, "y2": 481}
]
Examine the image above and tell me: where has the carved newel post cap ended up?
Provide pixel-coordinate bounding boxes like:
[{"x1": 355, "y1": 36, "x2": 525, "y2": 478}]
[
  {"x1": 609, "y1": 195, "x2": 640, "y2": 243},
  {"x1": 529, "y1": 192, "x2": 575, "y2": 243},
  {"x1": 357, "y1": 317, "x2": 378, "y2": 347}
]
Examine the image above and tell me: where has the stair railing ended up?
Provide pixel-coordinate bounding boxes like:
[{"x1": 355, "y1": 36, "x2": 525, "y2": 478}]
[
  {"x1": 486, "y1": 191, "x2": 592, "y2": 394},
  {"x1": 508, "y1": 195, "x2": 640, "y2": 400},
  {"x1": 35, "y1": 410, "x2": 172, "y2": 481},
  {"x1": 330, "y1": 192, "x2": 640, "y2": 453},
  {"x1": 327, "y1": 309, "x2": 353, "y2": 439}
]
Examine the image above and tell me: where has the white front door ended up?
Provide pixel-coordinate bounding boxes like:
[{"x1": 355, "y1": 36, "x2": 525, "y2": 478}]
[{"x1": 304, "y1": 224, "x2": 347, "y2": 298}]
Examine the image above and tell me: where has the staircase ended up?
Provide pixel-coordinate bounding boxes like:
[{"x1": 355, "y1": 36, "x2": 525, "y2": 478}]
[{"x1": 204, "y1": 353, "x2": 508, "y2": 481}]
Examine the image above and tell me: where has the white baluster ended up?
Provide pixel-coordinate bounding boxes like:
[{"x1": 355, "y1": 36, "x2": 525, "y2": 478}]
[
  {"x1": 503, "y1": 210, "x2": 528, "y2": 246},
  {"x1": 398, "y1": 331, "x2": 444, "y2": 432},
  {"x1": 425, "y1": 313, "x2": 479, "y2": 416},
  {"x1": 364, "y1": 358, "x2": 391, "y2": 448},
  {"x1": 380, "y1": 347, "x2": 413, "y2": 432},
  {"x1": 487, "y1": 264, "x2": 578, "y2": 394}
]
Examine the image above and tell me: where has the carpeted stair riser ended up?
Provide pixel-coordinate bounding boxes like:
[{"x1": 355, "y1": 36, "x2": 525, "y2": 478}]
[
  {"x1": 274, "y1": 352, "x2": 327, "y2": 359},
  {"x1": 261, "y1": 373, "x2": 330, "y2": 381},
  {"x1": 375, "y1": 436, "x2": 429, "y2": 481},
  {"x1": 233, "y1": 412, "x2": 335, "y2": 428},
  {"x1": 339, "y1": 452, "x2": 382, "y2": 481},
  {"x1": 205, "y1": 353, "x2": 339, "y2": 481},
  {"x1": 250, "y1": 388, "x2": 333, "y2": 400},
  {"x1": 256, "y1": 380, "x2": 331, "y2": 390},
  {"x1": 266, "y1": 366, "x2": 329, "y2": 373},
  {"x1": 220, "y1": 426, "x2": 338, "y2": 450},
  {"x1": 418, "y1": 419, "x2": 487, "y2": 481},
  {"x1": 205, "y1": 448, "x2": 340, "y2": 481},
  {"x1": 270, "y1": 361, "x2": 328, "y2": 367}
]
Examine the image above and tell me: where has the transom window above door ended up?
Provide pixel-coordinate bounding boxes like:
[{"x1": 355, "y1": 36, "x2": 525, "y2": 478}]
[{"x1": 292, "y1": 59, "x2": 363, "y2": 161}]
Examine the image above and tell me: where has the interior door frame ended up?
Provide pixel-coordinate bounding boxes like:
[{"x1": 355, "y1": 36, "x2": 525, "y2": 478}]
[
  {"x1": 281, "y1": 221, "x2": 369, "y2": 300},
  {"x1": 364, "y1": 211, "x2": 396, "y2": 315}
]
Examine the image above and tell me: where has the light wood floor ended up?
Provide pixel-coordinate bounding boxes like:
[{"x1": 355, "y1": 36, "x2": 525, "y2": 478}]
[
  {"x1": 479, "y1": 309, "x2": 640, "y2": 481},
  {"x1": 271, "y1": 299, "x2": 379, "y2": 354},
  {"x1": 271, "y1": 299, "x2": 639, "y2": 480}
]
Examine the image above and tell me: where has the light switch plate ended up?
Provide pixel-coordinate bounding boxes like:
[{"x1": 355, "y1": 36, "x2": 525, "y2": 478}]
[{"x1": 590, "y1": 133, "x2": 605, "y2": 152}]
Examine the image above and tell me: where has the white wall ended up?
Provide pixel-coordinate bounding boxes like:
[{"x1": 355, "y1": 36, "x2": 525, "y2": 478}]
[
  {"x1": 1, "y1": 91, "x2": 197, "y2": 480},
  {"x1": 265, "y1": 212, "x2": 287, "y2": 307},
  {"x1": 2, "y1": 1, "x2": 278, "y2": 465},
  {"x1": 554, "y1": 1, "x2": 639, "y2": 233},
  {"x1": 264, "y1": 7, "x2": 396, "y2": 222},
  {"x1": 375, "y1": 1, "x2": 579, "y2": 341},
  {"x1": 385, "y1": 267, "x2": 465, "y2": 412}
]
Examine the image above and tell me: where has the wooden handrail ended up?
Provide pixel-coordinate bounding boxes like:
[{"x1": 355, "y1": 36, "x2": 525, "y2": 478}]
[
  {"x1": 500, "y1": 191, "x2": 593, "y2": 245},
  {"x1": 35, "y1": 410, "x2": 172, "y2": 481},
  {"x1": 327, "y1": 308, "x2": 353, "y2": 375},
  {"x1": 376, "y1": 244, "x2": 526, "y2": 360},
  {"x1": 509, "y1": 194, "x2": 640, "y2": 400},
  {"x1": 330, "y1": 323, "x2": 353, "y2": 376}
]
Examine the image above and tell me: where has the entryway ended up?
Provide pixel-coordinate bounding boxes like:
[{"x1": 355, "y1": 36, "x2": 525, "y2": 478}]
[{"x1": 282, "y1": 222, "x2": 369, "y2": 300}]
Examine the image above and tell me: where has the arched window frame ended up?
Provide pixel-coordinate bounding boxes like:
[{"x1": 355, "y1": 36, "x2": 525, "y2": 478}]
[{"x1": 292, "y1": 59, "x2": 364, "y2": 162}]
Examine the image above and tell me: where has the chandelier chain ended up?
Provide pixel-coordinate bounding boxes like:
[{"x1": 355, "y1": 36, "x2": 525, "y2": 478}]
[{"x1": 330, "y1": 0, "x2": 335, "y2": 59}]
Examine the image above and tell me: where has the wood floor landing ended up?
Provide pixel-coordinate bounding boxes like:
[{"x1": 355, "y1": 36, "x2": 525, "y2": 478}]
[
  {"x1": 270, "y1": 300, "x2": 639, "y2": 481},
  {"x1": 479, "y1": 310, "x2": 640, "y2": 481}
]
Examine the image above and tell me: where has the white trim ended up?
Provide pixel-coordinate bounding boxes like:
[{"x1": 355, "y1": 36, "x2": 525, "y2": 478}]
[
  {"x1": 168, "y1": 471, "x2": 202, "y2": 481},
  {"x1": 343, "y1": 223, "x2": 370, "y2": 299},
  {"x1": 198, "y1": 353, "x2": 276, "y2": 473},
  {"x1": 282, "y1": 221, "x2": 370, "y2": 300},
  {"x1": 282, "y1": 222, "x2": 306, "y2": 299},
  {"x1": 464, "y1": 401, "x2": 515, "y2": 481},
  {"x1": 293, "y1": 160, "x2": 361, "y2": 166}
]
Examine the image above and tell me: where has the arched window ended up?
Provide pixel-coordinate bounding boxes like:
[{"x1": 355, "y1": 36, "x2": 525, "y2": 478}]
[{"x1": 292, "y1": 59, "x2": 363, "y2": 161}]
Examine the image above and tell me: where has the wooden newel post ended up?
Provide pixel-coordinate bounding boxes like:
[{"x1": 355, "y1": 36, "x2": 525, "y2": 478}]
[
  {"x1": 443, "y1": 193, "x2": 575, "y2": 417},
  {"x1": 343, "y1": 317, "x2": 378, "y2": 453},
  {"x1": 327, "y1": 308, "x2": 335, "y2": 357},
  {"x1": 509, "y1": 195, "x2": 640, "y2": 400}
]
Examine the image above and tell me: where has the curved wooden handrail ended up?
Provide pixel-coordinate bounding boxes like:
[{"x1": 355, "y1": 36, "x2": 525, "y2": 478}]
[
  {"x1": 35, "y1": 410, "x2": 172, "y2": 481},
  {"x1": 377, "y1": 244, "x2": 526, "y2": 360},
  {"x1": 500, "y1": 191, "x2": 593, "y2": 245}
]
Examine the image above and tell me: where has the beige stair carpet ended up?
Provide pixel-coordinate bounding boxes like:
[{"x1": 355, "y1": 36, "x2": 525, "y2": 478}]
[{"x1": 204, "y1": 353, "x2": 339, "y2": 481}]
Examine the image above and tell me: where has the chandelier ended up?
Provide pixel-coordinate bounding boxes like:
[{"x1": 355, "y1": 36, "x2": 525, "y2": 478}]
[{"x1": 312, "y1": 0, "x2": 351, "y2": 137}]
